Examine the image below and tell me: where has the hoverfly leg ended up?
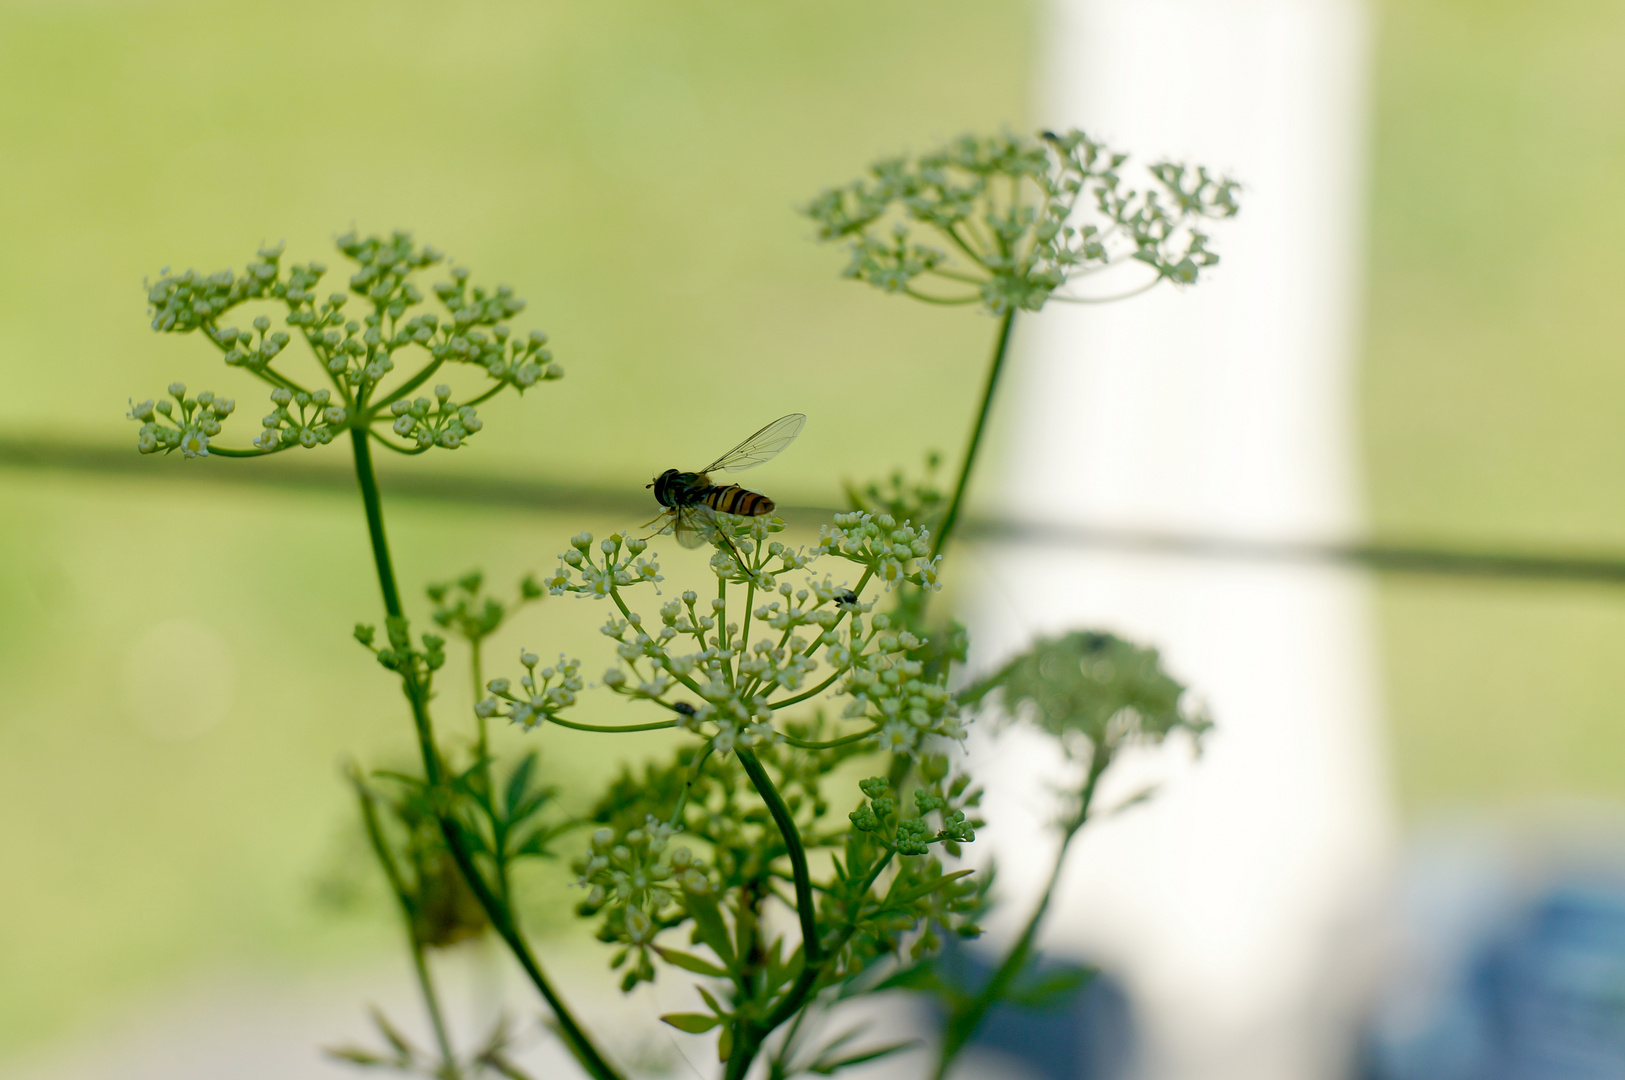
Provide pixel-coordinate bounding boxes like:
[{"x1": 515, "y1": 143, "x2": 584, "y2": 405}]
[
  {"x1": 636, "y1": 510, "x2": 675, "y2": 544},
  {"x1": 712, "y1": 522, "x2": 750, "y2": 574}
]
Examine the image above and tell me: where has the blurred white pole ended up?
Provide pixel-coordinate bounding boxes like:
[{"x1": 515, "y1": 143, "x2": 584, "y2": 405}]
[{"x1": 966, "y1": 1, "x2": 1388, "y2": 1078}]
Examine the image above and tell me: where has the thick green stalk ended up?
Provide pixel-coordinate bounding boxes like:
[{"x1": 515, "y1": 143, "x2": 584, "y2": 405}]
[
  {"x1": 932, "y1": 753, "x2": 1109, "y2": 1079},
  {"x1": 725, "y1": 748, "x2": 827, "y2": 1080},
  {"x1": 351, "y1": 429, "x2": 404, "y2": 618},
  {"x1": 348, "y1": 426, "x2": 623, "y2": 1080},
  {"x1": 931, "y1": 309, "x2": 1016, "y2": 560},
  {"x1": 726, "y1": 836, "x2": 900, "y2": 1080},
  {"x1": 735, "y1": 749, "x2": 822, "y2": 966}
]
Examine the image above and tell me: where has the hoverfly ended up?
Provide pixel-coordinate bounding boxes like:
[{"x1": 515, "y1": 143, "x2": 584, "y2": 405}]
[{"x1": 647, "y1": 414, "x2": 806, "y2": 554}]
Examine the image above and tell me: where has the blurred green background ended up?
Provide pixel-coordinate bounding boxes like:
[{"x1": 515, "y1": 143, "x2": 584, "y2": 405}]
[
  {"x1": 2, "y1": 0, "x2": 1624, "y2": 1065},
  {"x1": 0, "y1": 0, "x2": 1032, "y2": 1059},
  {"x1": 1364, "y1": 0, "x2": 1625, "y2": 807}
]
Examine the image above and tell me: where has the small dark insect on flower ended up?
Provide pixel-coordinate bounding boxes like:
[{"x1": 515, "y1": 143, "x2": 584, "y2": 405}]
[
  {"x1": 672, "y1": 702, "x2": 698, "y2": 717},
  {"x1": 836, "y1": 589, "x2": 859, "y2": 607}
]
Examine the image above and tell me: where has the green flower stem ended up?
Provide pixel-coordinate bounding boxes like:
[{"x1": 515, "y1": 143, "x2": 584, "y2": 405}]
[
  {"x1": 667, "y1": 742, "x2": 716, "y2": 828},
  {"x1": 741, "y1": 844, "x2": 897, "y2": 1071},
  {"x1": 903, "y1": 290, "x2": 981, "y2": 307},
  {"x1": 943, "y1": 223, "x2": 992, "y2": 269},
  {"x1": 351, "y1": 428, "x2": 404, "y2": 619},
  {"x1": 461, "y1": 381, "x2": 507, "y2": 409},
  {"x1": 718, "y1": 576, "x2": 736, "y2": 687},
  {"x1": 350, "y1": 769, "x2": 460, "y2": 1077},
  {"x1": 371, "y1": 355, "x2": 446, "y2": 412},
  {"x1": 767, "y1": 1000, "x2": 816, "y2": 1080},
  {"x1": 723, "y1": 812, "x2": 901, "y2": 1080},
  {"x1": 204, "y1": 445, "x2": 276, "y2": 458},
  {"x1": 740, "y1": 577, "x2": 758, "y2": 671},
  {"x1": 544, "y1": 715, "x2": 677, "y2": 734},
  {"x1": 929, "y1": 267, "x2": 995, "y2": 286},
  {"x1": 735, "y1": 748, "x2": 821, "y2": 966},
  {"x1": 1051, "y1": 277, "x2": 1161, "y2": 304},
  {"x1": 348, "y1": 427, "x2": 624, "y2": 1080},
  {"x1": 777, "y1": 725, "x2": 879, "y2": 750},
  {"x1": 609, "y1": 587, "x2": 708, "y2": 700},
  {"x1": 766, "y1": 670, "x2": 844, "y2": 712},
  {"x1": 931, "y1": 308, "x2": 1016, "y2": 561},
  {"x1": 252, "y1": 362, "x2": 315, "y2": 399},
  {"x1": 726, "y1": 747, "x2": 830, "y2": 1079},
  {"x1": 931, "y1": 751, "x2": 1110, "y2": 1080},
  {"x1": 368, "y1": 428, "x2": 433, "y2": 455}
]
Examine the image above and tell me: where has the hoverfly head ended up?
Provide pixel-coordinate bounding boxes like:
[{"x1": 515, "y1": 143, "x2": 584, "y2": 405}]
[{"x1": 650, "y1": 468, "x2": 682, "y2": 507}]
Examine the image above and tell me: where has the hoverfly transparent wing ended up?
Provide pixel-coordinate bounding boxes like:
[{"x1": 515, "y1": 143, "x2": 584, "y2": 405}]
[
  {"x1": 677, "y1": 503, "x2": 750, "y2": 567},
  {"x1": 701, "y1": 413, "x2": 806, "y2": 474},
  {"x1": 671, "y1": 505, "x2": 716, "y2": 549}
]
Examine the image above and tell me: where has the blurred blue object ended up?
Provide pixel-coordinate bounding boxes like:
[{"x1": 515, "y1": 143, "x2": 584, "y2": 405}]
[
  {"x1": 1363, "y1": 881, "x2": 1625, "y2": 1080},
  {"x1": 927, "y1": 943, "x2": 1137, "y2": 1080}
]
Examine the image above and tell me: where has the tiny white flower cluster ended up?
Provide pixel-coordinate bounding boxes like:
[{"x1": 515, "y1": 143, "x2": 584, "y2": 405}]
[
  {"x1": 832, "y1": 610, "x2": 963, "y2": 753},
  {"x1": 418, "y1": 311, "x2": 560, "y2": 392},
  {"x1": 804, "y1": 130, "x2": 1239, "y2": 315},
  {"x1": 146, "y1": 245, "x2": 284, "y2": 334},
  {"x1": 547, "y1": 533, "x2": 664, "y2": 600},
  {"x1": 129, "y1": 384, "x2": 235, "y2": 458},
  {"x1": 137, "y1": 233, "x2": 562, "y2": 462},
  {"x1": 601, "y1": 599, "x2": 779, "y2": 754},
  {"x1": 514, "y1": 518, "x2": 963, "y2": 758},
  {"x1": 816, "y1": 512, "x2": 943, "y2": 591},
  {"x1": 213, "y1": 317, "x2": 290, "y2": 370},
  {"x1": 700, "y1": 517, "x2": 812, "y2": 586},
  {"x1": 254, "y1": 386, "x2": 348, "y2": 451},
  {"x1": 269, "y1": 262, "x2": 408, "y2": 392},
  {"x1": 386, "y1": 384, "x2": 483, "y2": 450},
  {"x1": 477, "y1": 651, "x2": 584, "y2": 730}
]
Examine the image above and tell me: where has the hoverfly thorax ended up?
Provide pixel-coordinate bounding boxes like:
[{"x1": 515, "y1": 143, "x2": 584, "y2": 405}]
[{"x1": 651, "y1": 468, "x2": 706, "y2": 510}]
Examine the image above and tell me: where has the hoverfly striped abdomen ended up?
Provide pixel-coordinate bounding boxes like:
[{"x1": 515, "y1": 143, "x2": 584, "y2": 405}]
[{"x1": 701, "y1": 484, "x2": 775, "y2": 517}]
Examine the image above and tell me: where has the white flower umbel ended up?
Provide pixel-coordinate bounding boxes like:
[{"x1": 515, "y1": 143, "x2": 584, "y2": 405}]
[
  {"x1": 496, "y1": 513, "x2": 964, "y2": 755},
  {"x1": 130, "y1": 233, "x2": 558, "y2": 460}
]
